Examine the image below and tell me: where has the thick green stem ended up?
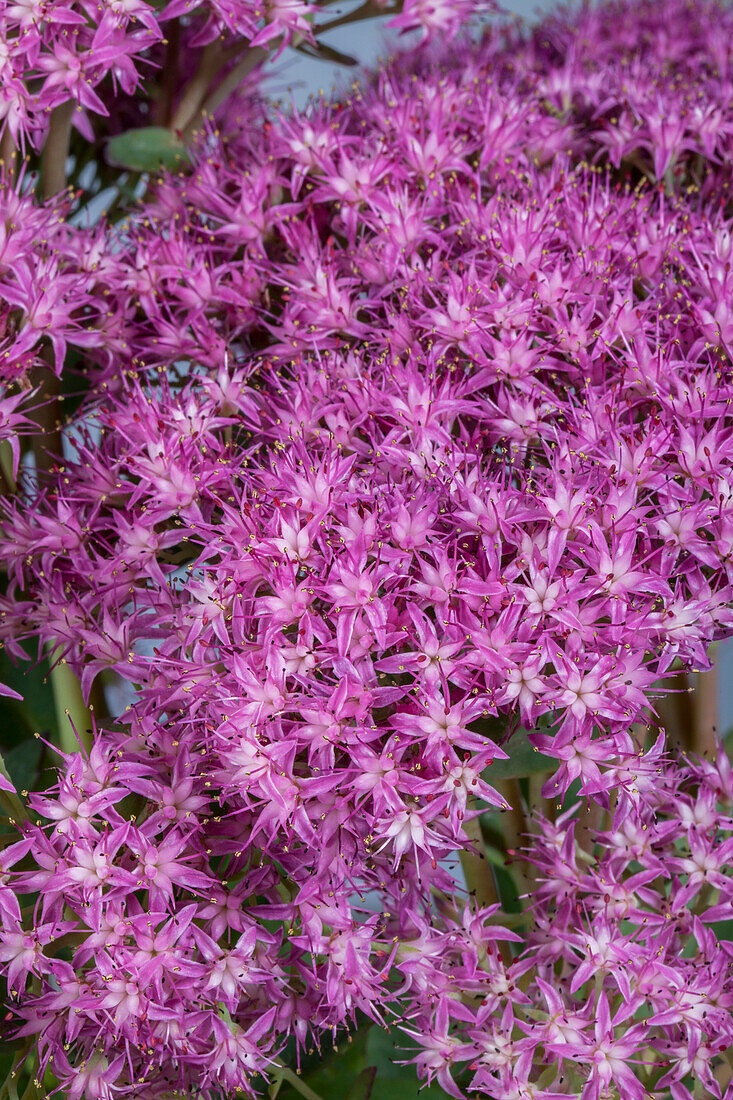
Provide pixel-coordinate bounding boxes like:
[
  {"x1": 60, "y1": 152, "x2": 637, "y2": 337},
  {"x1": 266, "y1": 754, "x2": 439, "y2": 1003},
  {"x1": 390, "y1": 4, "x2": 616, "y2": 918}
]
[
  {"x1": 27, "y1": 363, "x2": 62, "y2": 482},
  {"x1": 170, "y1": 41, "x2": 230, "y2": 134},
  {"x1": 528, "y1": 770, "x2": 554, "y2": 824},
  {"x1": 177, "y1": 3, "x2": 402, "y2": 142},
  {"x1": 41, "y1": 100, "x2": 75, "y2": 200},
  {"x1": 185, "y1": 46, "x2": 268, "y2": 139},
  {"x1": 462, "y1": 814, "x2": 501, "y2": 908},
  {"x1": 33, "y1": 101, "x2": 69, "y2": 492},
  {"x1": 461, "y1": 814, "x2": 513, "y2": 964},
  {"x1": 656, "y1": 649, "x2": 718, "y2": 758},
  {"x1": 656, "y1": 667, "x2": 695, "y2": 751},
  {"x1": 154, "y1": 20, "x2": 181, "y2": 127},
  {"x1": 0, "y1": 443, "x2": 13, "y2": 496},
  {"x1": 49, "y1": 654, "x2": 93, "y2": 753},
  {"x1": 691, "y1": 648, "x2": 718, "y2": 757},
  {"x1": 496, "y1": 778, "x2": 530, "y2": 897},
  {"x1": 0, "y1": 128, "x2": 18, "y2": 186},
  {"x1": 272, "y1": 1064, "x2": 326, "y2": 1100},
  {"x1": 24, "y1": 366, "x2": 97, "y2": 757},
  {"x1": 574, "y1": 798, "x2": 603, "y2": 861}
]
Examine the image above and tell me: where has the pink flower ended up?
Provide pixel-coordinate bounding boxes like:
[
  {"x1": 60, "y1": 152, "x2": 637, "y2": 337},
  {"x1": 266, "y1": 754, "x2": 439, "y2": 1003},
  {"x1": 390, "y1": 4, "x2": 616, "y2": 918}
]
[{"x1": 1, "y1": 0, "x2": 733, "y2": 1094}]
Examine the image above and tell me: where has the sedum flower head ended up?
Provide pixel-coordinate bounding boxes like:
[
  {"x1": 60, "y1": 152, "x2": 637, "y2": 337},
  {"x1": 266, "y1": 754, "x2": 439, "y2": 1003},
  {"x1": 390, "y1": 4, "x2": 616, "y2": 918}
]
[{"x1": 1, "y1": 0, "x2": 733, "y2": 1094}]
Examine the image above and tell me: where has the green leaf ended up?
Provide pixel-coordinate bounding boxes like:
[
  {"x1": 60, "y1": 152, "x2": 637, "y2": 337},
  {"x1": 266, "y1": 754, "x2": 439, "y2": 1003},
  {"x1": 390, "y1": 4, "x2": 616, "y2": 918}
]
[
  {"x1": 106, "y1": 127, "x2": 190, "y2": 173},
  {"x1": 470, "y1": 715, "x2": 554, "y2": 779},
  {"x1": 365, "y1": 1029, "x2": 453, "y2": 1098},
  {"x1": 485, "y1": 725, "x2": 554, "y2": 779},
  {"x1": 482, "y1": 841, "x2": 511, "y2": 869},
  {"x1": 278, "y1": 1027, "x2": 455, "y2": 1100},
  {"x1": 345, "y1": 1067, "x2": 376, "y2": 1100},
  {"x1": 0, "y1": 750, "x2": 30, "y2": 822},
  {"x1": 278, "y1": 1030, "x2": 370, "y2": 1100},
  {"x1": 365, "y1": 1028, "x2": 406, "y2": 1080},
  {"x1": 0, "y1": 647, "x2": 59, "y2": 750},
  {"x1": 3, "y1": 740, "x2": 43, "y2": 794}
]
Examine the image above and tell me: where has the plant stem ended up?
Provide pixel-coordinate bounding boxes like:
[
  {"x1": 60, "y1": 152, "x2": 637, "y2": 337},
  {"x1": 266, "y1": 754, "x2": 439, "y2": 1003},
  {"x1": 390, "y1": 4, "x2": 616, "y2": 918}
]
[
  {"x1": 30, "y1": 383, "x2": 63, "y2": 486},
  {"x1": 280, "y1": 1070, "x2": 324, "y2": 1100},
  {"x1": 176, "y1": 3, "x2": 402, "y2": 142},
  {"x1": 313, "y1": 0, "x2": 398, "y2": 36},
  {"x1": 657, "y1": 653, "x2": 719, "y2": 757},
  {"x1": 527, "y1": 771, "x2": 548, "y2": 818},
  {"x1": 49, "y1": 654, "x2": 93, "y2": 753},
  {"x1": 34, "y1": 105, "x2": 98, "y2": 766},
  {"x1": 574, "y1": 798, "x2": 603, "y2": 861},
  {"x1": 691, "y1": 648, "x2": 718, "y2": 757},
  {"x1": 185, "y1": 47, "x2": 268, "y2": 139},
  {"x1": 272, "y1": 1063, "x2": 325, "y2": 1100},
  {"x1": 0, "y1": 129, "x2": 18, "y2": 186},
  {"x1": 41, "y1": 100, "x2": 75, "y2": 200},
  {"x1": 656, "y1": 668, "x2": 695, "y2": 751},
  {"x1": 496, "y1": 778, "x2": 530, "y2": 896},
  {"x1": 170, "y1": 41, "x2": 230, "y2": 134},
  {"x1": 461, "y1": 813, "x2": 502, "y2": 909},
  {"x1": 0, "y1": 445, "x2": 13, "y2": 496},
  {"x1": 154, "y1": 19, "x2": 181, "y2": 127}
]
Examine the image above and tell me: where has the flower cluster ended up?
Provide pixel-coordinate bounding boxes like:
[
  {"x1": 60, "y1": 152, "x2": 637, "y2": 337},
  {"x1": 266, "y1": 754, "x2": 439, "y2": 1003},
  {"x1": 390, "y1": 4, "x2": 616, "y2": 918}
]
[
  {"x1": 528, "y1": 0, "x2": 733, "y2": 194},
  {"x1": 4, "y1": 0, "x2": 733, "y2": 792},
  {"x1": 0, "y1": 179, "x2": 114, "y2": 693},
  {"x1": 0, "y1": 0, "x2": 499, "y2": 154},
  {"x1": 0, "y1": 0, "x2": 732, "y2": 1095},
  {"x1": 0, "y1": 183, "x2": 113, "y2": 381},
  {"x1": 1, "y1": 723, "x2": 730, "y2": 1096},
  {"x1": 387, "y1": 0, "x2": 495, "y2": 40},
  {"x1": 158, "y1": 0, "x2": 318, "y2": 54},
  {"x1": 0, "y1": 0, "x2": 162, "y2": 151},
  {"x1": 0, "y1": 715, "x2": 506, "y2": 1098},
  {"x1": 403, "y1": 748, "x2": 733, "y2": 1100}
]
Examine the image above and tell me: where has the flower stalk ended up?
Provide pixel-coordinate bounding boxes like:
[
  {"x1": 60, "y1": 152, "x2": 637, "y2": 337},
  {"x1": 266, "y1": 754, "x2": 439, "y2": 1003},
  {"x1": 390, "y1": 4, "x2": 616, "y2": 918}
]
[{"x1": 41, "y1": 101, "x2": 75, "y2": 201}]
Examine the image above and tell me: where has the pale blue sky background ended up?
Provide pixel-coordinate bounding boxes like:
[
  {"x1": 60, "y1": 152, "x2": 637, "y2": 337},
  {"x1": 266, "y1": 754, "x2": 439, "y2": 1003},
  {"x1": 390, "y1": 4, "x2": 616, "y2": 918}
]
[{"x1": 261, "y1": 0, "x2": 733, "y2": 737}]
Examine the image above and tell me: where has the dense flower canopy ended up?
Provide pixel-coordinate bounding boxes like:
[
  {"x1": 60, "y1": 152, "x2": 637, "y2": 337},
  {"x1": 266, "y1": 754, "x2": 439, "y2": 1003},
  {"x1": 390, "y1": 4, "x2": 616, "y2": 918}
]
[{"x1": 0, "y1": 0, "x2": 732, "y2": 1097}]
